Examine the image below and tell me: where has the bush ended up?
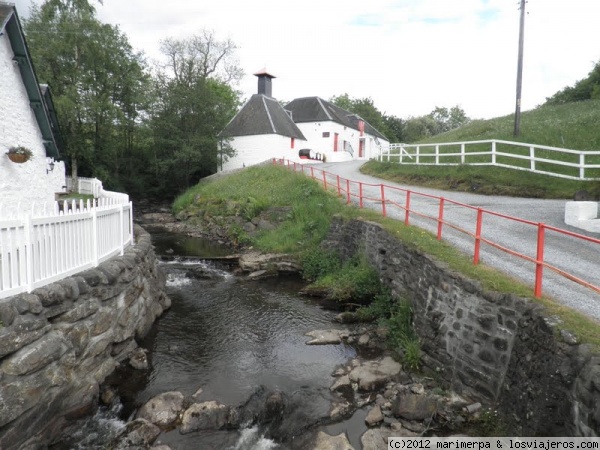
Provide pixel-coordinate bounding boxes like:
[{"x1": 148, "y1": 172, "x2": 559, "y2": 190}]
[{"x1": 300, "y1": 248, "x2": 342, "y2": 282}]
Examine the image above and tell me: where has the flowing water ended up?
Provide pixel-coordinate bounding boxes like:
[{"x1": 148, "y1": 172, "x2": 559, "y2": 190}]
[{"x1": 53, "y1": 230, "x2": 365, "y2": 449}]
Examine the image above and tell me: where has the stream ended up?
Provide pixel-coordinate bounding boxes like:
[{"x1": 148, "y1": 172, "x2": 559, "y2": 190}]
[{"x1": 52, "y1": 229, "x2": 369, "y2": 449}]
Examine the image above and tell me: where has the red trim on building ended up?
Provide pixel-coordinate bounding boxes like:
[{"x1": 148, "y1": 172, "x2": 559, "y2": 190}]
[
  {"x1": 334, "y1": 133, "x2": 339, "y2": 152},
  {"x1": 291, "y1": 137, "x2": 295, "y2": 149}
]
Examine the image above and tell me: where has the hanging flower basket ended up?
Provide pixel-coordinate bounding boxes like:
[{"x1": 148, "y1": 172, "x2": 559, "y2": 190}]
[{"x1": 6, "y1": 146, "x2": 33, "y2": 164}]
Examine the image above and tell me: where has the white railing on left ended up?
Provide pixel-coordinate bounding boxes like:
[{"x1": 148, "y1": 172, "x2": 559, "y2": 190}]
[
  {"x1": 0, "y1": 198, "x2": 134, "y2": 299},
  {"x1": 65, "y1": 176, "x2": 129, "y2": 204}
]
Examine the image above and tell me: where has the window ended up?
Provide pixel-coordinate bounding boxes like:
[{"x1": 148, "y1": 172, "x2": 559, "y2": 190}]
[{"x1": 322, "y1": 132, "x2": 330, "y2": 138}]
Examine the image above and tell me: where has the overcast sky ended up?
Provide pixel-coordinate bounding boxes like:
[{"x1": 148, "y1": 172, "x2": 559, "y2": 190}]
[{"x1": 12, "y1": 0, "x2": 600, "y2": 120}]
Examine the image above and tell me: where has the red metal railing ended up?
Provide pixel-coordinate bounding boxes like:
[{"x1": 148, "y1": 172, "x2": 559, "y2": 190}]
[{"x1": 274, "y1": 158, "x2": 600, "y2": 299}]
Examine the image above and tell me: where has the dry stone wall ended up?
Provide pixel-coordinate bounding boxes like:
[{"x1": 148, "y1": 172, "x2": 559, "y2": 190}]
[
  {"x1": 322, "y1": 216, "x2": 600, "y2": 436},
  {"x1": 0, "y1": 225, "x2": 170, "y2": 449}
]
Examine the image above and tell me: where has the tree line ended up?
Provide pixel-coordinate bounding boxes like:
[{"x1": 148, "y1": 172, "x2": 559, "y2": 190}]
[
  {"x1": 24, "y1": 0, "x2": 470, "y2": 201},
  {"x1": 24, "y1": 0, "x2": 239, "y2": 200}
]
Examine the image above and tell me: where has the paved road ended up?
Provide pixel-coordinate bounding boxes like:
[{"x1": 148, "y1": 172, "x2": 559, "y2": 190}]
[{"x1": 305, "y1": 160, "x2": 600, "y2": 322}]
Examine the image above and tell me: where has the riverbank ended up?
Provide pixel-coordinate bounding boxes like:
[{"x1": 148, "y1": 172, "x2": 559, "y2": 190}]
[{"x1": 86, "y1": 212, "x2": 487, "y2": 449}]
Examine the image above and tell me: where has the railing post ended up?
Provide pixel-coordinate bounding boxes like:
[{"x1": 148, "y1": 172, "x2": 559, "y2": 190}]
[
  {"x1": 337, "y1": 175, "x2": 341, "y2": 195},
  {"x1": 119, "y1": 204, "x2": 124, "y2": 256},
  {"x1": 474, "y1": 209, "x2": 483, "y2": 265},
  {"x1": 346, "y1": 180, "x2": 351, "y2": 204},
  {"x1": 416, "y1": 146, "x2": 420, "y2": 164},
  {"x1": 435, "y1": 145, "x2": 440, "y2": 165},
  {"x1": 534, "y1": 223, "x2": 545, "y2": 298},
  {"x1": 530, "y1": 146, "x2": 535, "y2": 172},
  {"x1": 580, "y1": 153, "x2": 585, "y2": 179},
  {"x1": 323, "y1": 172, "x2": 327, "y2": 190},
  {"x1": 25, "y1": 214, "x2": 34, "y2": 293},
  {"x1": 380, "y1": 185, "x2": 387, "y2": 217},
  {"x1": 437, "y1": 198, "x2": 445, "y2": 240},
  {"x1": 310, "y1": 167, "x2": 314, "y2": 179},
  {"x1": 461, "y1": 144, "x2": 465, "y2": 164},
  {"x1": 129, "y1": 201, "x2": 135, "y2": 245},
  {"x1": 404, "y1": 191, "x2": 411, "y2": 225},
  {"x1": 491, "y1": 141, "x2": 497, "y2": 165},
  {"x1": 359, "y1": 183, "x2": 364, "y2": 208},
  {"x1": 92, "y1": 204, "x2": 99, "y2": 267}
]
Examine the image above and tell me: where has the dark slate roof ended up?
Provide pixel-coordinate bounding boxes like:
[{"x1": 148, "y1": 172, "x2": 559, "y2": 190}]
[
  {"x1": 0, "y1": 4, "x2": 63, "y2": 158},
  {"x1": 219, "y1": 94, "x2": 306, "y2": 140},
  {"x1": 285, "y1": 97, "x2": 388, "y2": 141}
]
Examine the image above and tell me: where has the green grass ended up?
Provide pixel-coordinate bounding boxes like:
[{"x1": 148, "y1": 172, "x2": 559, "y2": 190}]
[
  {"x1": 368, "y1": 100, "x2": 600, "y2": 198},
  {"x1": 173, "y1": 165, "x2": 357, "y2": 253},
  {"x1": 174, "y1": 164, "x2": 600, "y2": 351}
]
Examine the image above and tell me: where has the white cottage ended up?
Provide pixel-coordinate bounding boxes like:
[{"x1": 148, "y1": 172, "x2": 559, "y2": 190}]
[
  {"x1": 218, "y1": 70, "x2": 389, "y2": 171},
  {"x1": 218, "y1": 70, "x2": 307, "y2": 171},
  {"x1": 284, "y1": 97, "x2": 389, "y2": 163},
  {"x1": 0, "y1": 3, "x2": 65, "y2": 213}
]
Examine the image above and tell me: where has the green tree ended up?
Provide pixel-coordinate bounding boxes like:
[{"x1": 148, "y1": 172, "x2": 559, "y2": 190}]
[
  {"x1": 330, "y1": 93, "x2": 391, "y2": 139},
  {"x1": 149, "y1": 32, "x2": 242, "y2": 197},
  {"x1": 428, "y1": 105, "x2": 470, "y2": 134},
  {"x1": 545, "y1": 60, "x2": 600, "y2": 105},
  {"x1": 24, "y1": 0, "x2": 150, "y2": 192}
]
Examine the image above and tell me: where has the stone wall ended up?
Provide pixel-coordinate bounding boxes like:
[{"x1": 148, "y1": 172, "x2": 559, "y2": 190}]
[
  {"x1": 323, "y1": 216, "x2": 600, "y2": 436},
  {"x1": 0, "y1": 225, "x2": 170, "y2": 449}
]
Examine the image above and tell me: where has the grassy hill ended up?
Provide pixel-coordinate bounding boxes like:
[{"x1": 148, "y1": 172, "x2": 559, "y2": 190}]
[
  {"x1": 362, "y1": 100, "x2": 600, "y2": 199},
  {"x1": 424, "y1": 99, "x2": 600, "y2": 150}
]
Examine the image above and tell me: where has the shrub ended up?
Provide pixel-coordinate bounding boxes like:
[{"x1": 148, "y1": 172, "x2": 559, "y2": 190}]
[{"x1": 300, "y1": 248, "x2": 341, "y2": 282}]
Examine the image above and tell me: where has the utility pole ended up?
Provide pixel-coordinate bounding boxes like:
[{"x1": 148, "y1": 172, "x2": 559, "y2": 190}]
[{"x1": 514, "y1": 0, "x2": 526, "y2": 136}]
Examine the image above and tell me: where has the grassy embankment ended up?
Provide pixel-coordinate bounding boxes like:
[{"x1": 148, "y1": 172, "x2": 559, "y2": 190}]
[
  {"x1": 173, "y1": 164, "x2": 600, "y2": 357},
  {"x1": 363, "y1": 100, "x2": 600, "y2": 199}
]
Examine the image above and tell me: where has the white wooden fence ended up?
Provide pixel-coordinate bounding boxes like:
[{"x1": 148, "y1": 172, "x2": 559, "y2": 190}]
[
  {"x1": 0, "y1": 198, "x2": 134, "y2": 299},
  {"x1": 378, "y1": 139, "x2": 600, "y2": 180},
  {"x1": 65, "y1": 176, "x2": 130, "y2": 203}
]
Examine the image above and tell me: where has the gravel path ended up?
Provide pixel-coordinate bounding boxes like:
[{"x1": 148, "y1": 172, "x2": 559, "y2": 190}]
[{"x1": 304, "y1": 160, "x2": 600, "y2": 322}]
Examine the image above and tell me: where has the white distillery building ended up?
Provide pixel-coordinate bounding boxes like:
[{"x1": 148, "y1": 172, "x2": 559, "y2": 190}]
[{"x1": 218, "y1": 70, "x2": 389, "y2": 171}]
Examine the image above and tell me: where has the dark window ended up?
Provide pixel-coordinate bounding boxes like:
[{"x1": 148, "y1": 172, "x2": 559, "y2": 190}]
[{"x1": 322, "y1": 132, "x2": 330, "y2": 138}]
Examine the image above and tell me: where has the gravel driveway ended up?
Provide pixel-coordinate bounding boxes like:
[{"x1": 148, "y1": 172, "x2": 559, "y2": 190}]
[{"x1": 304, "y1": 160, "x2": 600, "y2": 322}]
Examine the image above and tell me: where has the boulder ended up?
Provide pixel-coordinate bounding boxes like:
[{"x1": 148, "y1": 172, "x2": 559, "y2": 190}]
[
  {"x1": 179, "y1": 401, "x2": 230, "y2": 434},
  {"x1": 128, "y1": 347, "x2": 148, "y2": 370},
  {"x1": 365, "y1": 405, "x2": 384, "y2": 426},
  {"x1": 111, "y1": 418, "x2": 160, "y2": 449},
  {"x1": 392, "y1": 392, "x2": 438, "y2": 421},
  {"x1": 136, "y1": 391, "x2": 185, "y2": 429},
  {"x1": 349, "y1": 357, "x2": 402, "y2": 391},
  {"x1": 360, "y1": 428, "x2": 393, "y2": 450},
  {"x1": 305, "y1": 329, "x2": 349, "y2": 345},
  {"x1": 313, "y1": 431, "x2": 355, "y2": 450}
]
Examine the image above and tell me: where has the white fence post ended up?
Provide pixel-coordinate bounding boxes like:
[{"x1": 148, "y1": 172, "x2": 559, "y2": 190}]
[
  {"x1": 25, "y1": 214, "x2": 34, "y2": 293},
  {"x1": 92, "y1": 205, "x2": 99, "y2": 267},
  {"x1": 435, "y1": 145, "x2": 440, "y2": 165},
  {"x1": 129, "y1": 201, "x2": 135, "y2": 245},
  {"x1": 492, "y1": 141, "x2": 497, "y2": 165},
  {"x1": 119, "y1": 204, "x2": 124, "y2": 256},
  {"x1": 530, "y1": 146, "x2": 535, "y2": 172},
  {"x1": 580, "y1": 153, "x2": 585, "y2": 179},
  {"x1": 461, "y1": 143, "x2": 465, "y2": 164}
]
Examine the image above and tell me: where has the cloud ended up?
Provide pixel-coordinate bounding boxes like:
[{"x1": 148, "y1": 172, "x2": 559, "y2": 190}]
[{"x1": 11, "y1": 0, "x2": 600, "y2": 121}]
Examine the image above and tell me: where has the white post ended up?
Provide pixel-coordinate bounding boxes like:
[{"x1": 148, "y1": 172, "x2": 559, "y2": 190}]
[
  {"x1": 129, "y1": 201, "x2": 135, "y2": 245},
  {"x1": 530, "y1": 146, "x2": 535, "y2": 172},
  {"x1": 435, "y1": 145, "x2": 440, "y2": 165},
  {"x1": 119, "y1": 204, "x2": 124, "y2": 256},
  {"x1": 580, "y1": 153, "x2": 585, "y2": 179},
  {"x1": 416, "y1": 146, "x2": 420, "y2": 164},
  {"x1": 461, "y1": 143, "x2": 465, "y2": 164},
  {"x1": 492, "y1": 141, "x2": 497, "y2": 165},
  {"x1": 92, "y1": 205, "x2": 99, "y2": 267},
  {"x1": 25, "y1": 214, "x2": 34, "y2": 293}
]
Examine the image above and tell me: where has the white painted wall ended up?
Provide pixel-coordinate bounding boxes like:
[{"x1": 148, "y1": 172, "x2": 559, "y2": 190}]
[
  {"x1": 220, "y1": 134, "x2": 307, "y2": 171},
  {"x1": 0, "y1": 33, "x2": 66, "y2": 213},
  {"x1": 295, "y1": 121, "x2": 389, "y2": 162}
]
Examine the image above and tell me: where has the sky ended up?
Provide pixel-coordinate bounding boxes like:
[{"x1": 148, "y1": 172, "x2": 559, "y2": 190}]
[{"x1": 12, "y1": 0, "x2": 600, "y2": 120}]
